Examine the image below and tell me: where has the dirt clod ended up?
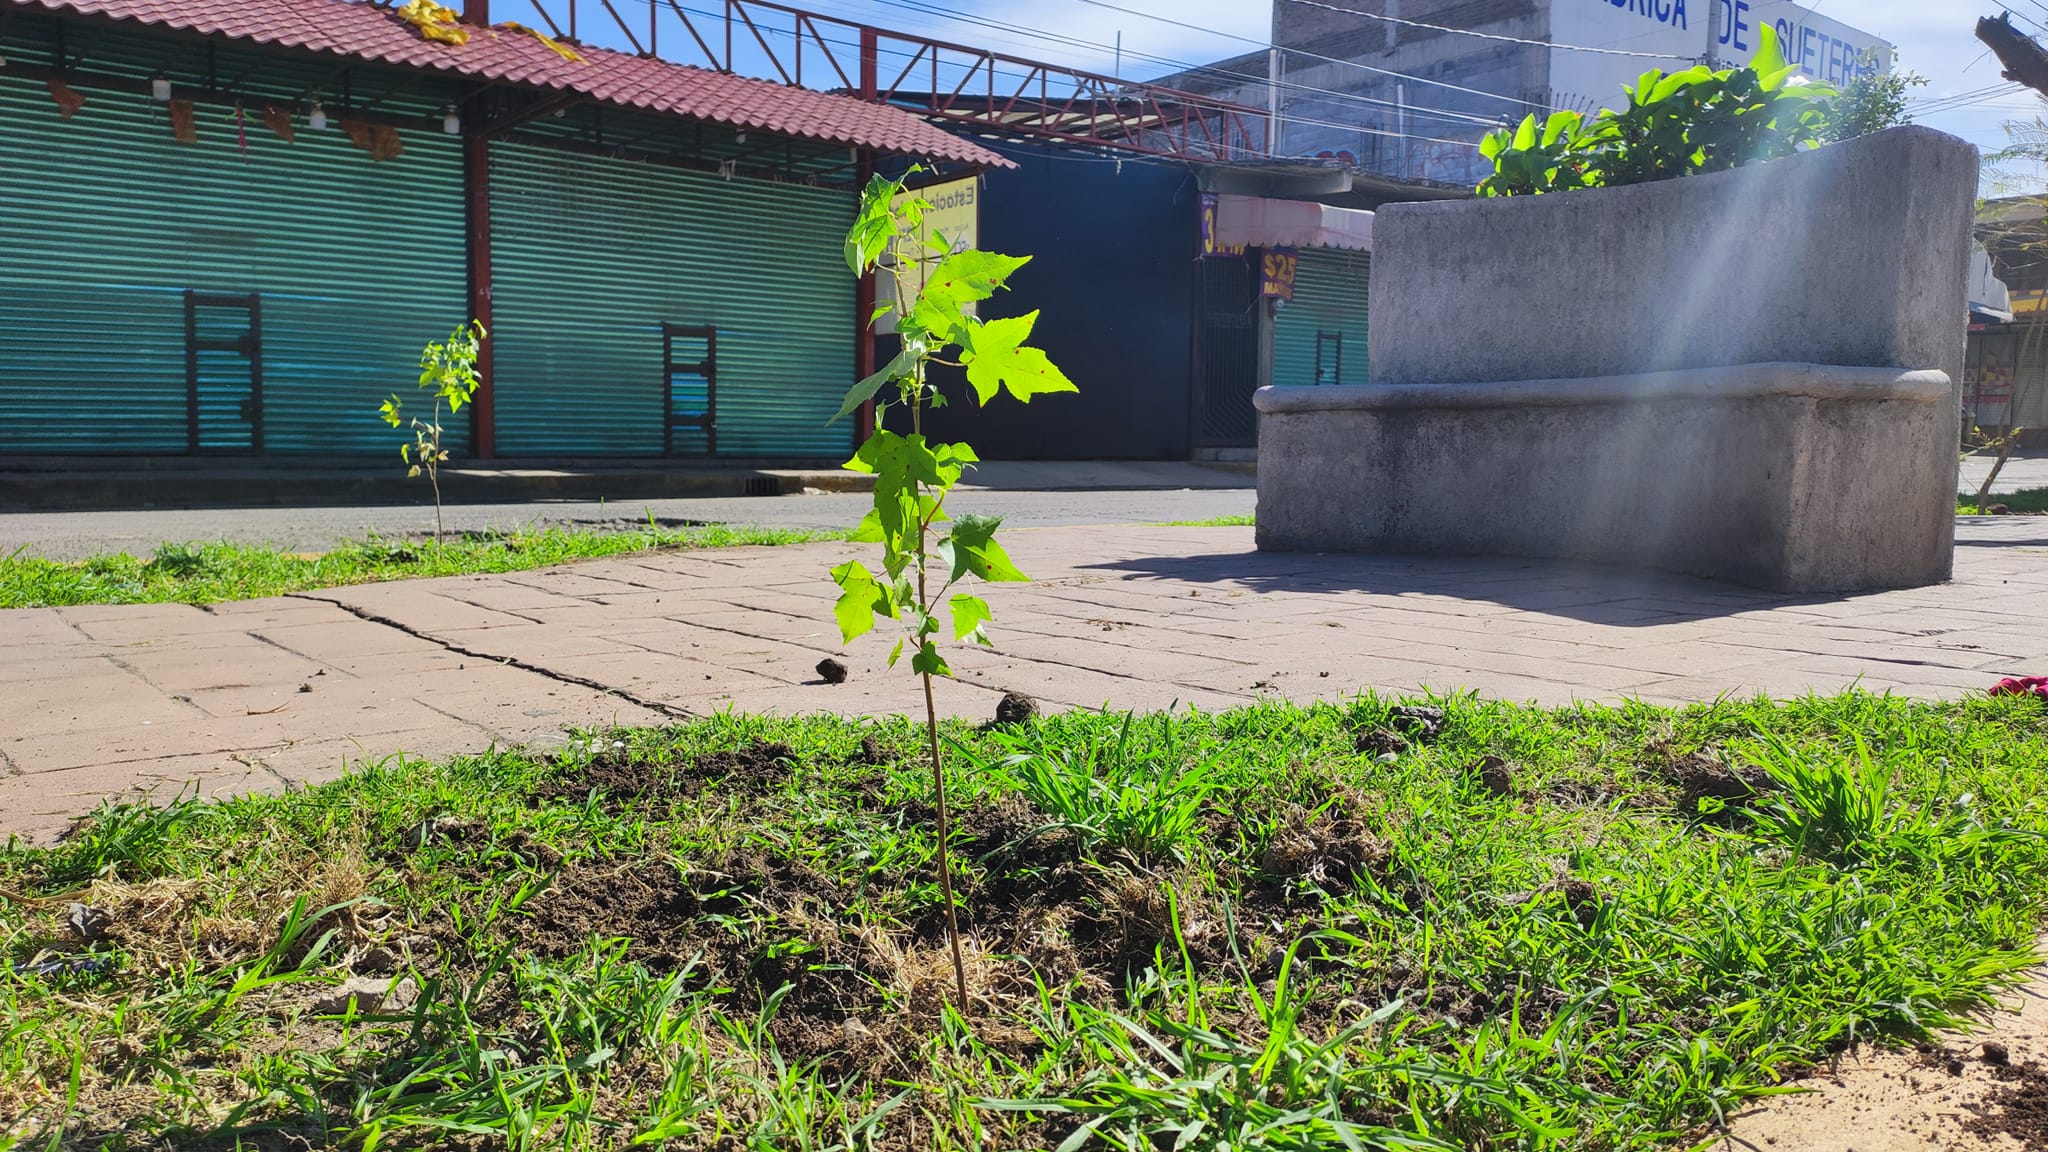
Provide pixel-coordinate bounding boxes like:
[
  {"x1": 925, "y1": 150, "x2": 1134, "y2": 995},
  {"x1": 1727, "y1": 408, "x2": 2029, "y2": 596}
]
[
  {"x1": 1389, "y1": 705, "x2": 1445, "y2": 743},
  {"x1": 995, "y1": 692, "x2": 1038, "y2": 726},
  {"x1": 1354, "y1": 728, "x2": 1408, "y2": 756},
  {"x1": 1655, "y1": 749, "x2": 1773, "y2": 819},
  {"x1": 1466, "y1": 755, "x2": 1515, "y2": 797},
  {"x1": 816, "y1": 658, "x2": 849, "y2": 685},
  {"x1": 1261, "y1": 805, "x2": 1388, "y2": 889}
]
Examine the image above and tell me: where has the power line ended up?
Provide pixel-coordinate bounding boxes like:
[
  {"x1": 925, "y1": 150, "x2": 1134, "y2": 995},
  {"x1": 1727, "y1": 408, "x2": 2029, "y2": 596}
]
[
  {"x1": 1911, "y1": 82, "x2": 2026, "y2": 110},
  {"x1": 1276, "y1": 0, "x2": 1695, "y2": 60},
  {"x1": 1058, "y1": 0, "x2": 1551, "y2": 110},
  {"x1": 1915, "y1": 84, "x2": 2033, "y2": 117},
  {"x1": 859, "y1": 0, "x2": 1509, "y2": 131},
  {"x1": 606, "y1": 0, "x2": 1485, "y2": 154}
]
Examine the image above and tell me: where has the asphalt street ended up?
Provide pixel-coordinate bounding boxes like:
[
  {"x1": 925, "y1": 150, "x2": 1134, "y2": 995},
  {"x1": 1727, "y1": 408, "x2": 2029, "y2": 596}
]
[{"x1": 0, "y1": 486, "x2": 1256, "y2": 560}]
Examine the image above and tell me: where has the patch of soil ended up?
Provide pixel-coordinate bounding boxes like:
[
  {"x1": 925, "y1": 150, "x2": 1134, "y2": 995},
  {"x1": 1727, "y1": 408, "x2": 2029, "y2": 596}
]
[
  {"x1": 1261, "y1": 804, "x2": 1389, "y2": 890},
  {"x1": 1967, "y1": 1063, "x2": 2048, "y2": 1146},
  {"x1": 538, "y1": 740, "x2": 796, "y2": 811},
  {"x1": 1722, "y1": 934, "x2": 2048, "y2": 1152},
  {"x1": 854, "y1": 734, "x2": 896, "y2": 767},
  {"x1": 1653, "y1": 749, "x2": 1773, "y2": 820},
  {"x1": 521, "y1": 861, "x2": 708, "y2": 973}
]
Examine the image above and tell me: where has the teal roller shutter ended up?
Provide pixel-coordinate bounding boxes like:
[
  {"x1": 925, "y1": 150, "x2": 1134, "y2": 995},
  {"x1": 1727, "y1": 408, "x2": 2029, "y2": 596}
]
[
  {"x1": 489, "y1": 143, "x2": 855, "y2": 459},
  {"x1": 1272, "y1": 248, "x2": 1371, "y2": 388},
  {"x1": 0, "y1": 73, "x2": 467, "y2": 455}
]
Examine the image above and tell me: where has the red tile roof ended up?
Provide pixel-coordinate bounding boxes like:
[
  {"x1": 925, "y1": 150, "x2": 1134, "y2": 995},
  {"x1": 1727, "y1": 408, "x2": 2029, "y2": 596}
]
[{"x1": 10, "y1": 0, "x2": 1009, "y2": 166}]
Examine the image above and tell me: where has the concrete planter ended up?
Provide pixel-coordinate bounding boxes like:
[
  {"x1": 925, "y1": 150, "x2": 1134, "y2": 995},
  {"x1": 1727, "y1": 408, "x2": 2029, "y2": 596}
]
[{"x1": 1255, "y1": 126, "x2": 1979, "y2": 592}]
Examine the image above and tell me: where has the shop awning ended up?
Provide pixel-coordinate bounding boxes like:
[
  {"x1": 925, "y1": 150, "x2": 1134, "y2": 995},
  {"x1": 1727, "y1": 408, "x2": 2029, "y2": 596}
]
[{"x1": 1214, "y1": 195, "x2": 1374, "y2": 252}]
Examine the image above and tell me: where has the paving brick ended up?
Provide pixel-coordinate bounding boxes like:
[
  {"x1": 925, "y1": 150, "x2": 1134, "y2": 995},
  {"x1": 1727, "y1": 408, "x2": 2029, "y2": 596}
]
[{"x1": 7, "y1": 521, "x2": 2042, "y2": 838}]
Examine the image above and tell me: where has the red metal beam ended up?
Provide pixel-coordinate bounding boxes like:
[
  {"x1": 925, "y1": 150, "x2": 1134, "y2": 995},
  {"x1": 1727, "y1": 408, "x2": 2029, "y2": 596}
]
[
  {"x1": 854, "y1": 24, "x2": 878, "y2": 445},
  {"x1": 523, "y1": 0, "x2": 1267, "y2": 162}
]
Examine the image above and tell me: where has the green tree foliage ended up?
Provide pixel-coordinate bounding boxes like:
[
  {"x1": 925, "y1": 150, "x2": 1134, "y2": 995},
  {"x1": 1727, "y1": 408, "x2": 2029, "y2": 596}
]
[
  {"x1": 1823, "y1": 53, "x2": 1927, "y2": 143},
  {"x1": 379, "y1": 320, "x2": 486, "y2": 541},
  {"x1": 1478, "y1": 26, "x2": 1832, "y2": 197},
  {"x1": 830, "y1": 169, "x2": 1076, "y2": 1004}
]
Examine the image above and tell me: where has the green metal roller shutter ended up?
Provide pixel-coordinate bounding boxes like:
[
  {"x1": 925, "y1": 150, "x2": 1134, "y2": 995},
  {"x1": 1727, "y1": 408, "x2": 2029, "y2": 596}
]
[
  {"x1": 489, "y1": 143, "x2": 855, "y2": 459},
  {"x1": 0, "y1": 73, "x2": 467, "y2": 455},
  {"x1": 1272, "y1": 248, "x2": 1371, "y2": 388}
]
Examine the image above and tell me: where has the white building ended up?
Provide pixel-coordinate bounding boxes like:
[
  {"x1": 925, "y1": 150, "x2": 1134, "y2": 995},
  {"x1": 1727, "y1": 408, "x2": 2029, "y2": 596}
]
[{"x1": 1168, "y1": 0, "x2": 1892, "y2": 189}]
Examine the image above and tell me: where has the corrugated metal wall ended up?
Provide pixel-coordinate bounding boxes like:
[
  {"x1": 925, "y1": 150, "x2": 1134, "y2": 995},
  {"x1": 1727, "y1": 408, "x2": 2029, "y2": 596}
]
[
  {"x1": 489, "y1": 143, "x2": 855, "y2": 458},
  {"x1": 1271, "y1": 248, "x2": 1371, "y2": 388},
  {"x1": 0, "y1": 72, "x2": 469, "y2": 455}
]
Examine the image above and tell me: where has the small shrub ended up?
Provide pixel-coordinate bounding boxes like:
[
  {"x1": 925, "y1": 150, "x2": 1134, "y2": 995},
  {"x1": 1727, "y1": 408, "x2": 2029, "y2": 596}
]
[
  {"x1": 380, "y1": 320, "x2": 486, "y2": 541},
  {"x1": 1478, "y1": 25, "x2": 1831, "y2": 197}
]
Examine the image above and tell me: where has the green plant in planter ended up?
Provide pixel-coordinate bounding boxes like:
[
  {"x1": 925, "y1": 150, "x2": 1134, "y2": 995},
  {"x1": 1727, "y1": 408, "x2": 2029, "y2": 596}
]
[
  {"x1": 829, "y1": 170, "x2": 1076, "y2": 1006},
  {"x1": 1479, "y1": 25, "x2": 1833, "y2": 197},
  {"x1": 380, "y1": 320, "x2": 485, "y2": 542}
]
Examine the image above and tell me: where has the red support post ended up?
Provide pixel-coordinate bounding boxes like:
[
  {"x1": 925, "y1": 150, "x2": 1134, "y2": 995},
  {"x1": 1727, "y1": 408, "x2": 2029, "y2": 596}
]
[
  {"x1": 464, "y1": 133, "x2": 496, "y2": 460},
  {"x1": 854, "y1": 25, "x2": 879, "y2": 443}
]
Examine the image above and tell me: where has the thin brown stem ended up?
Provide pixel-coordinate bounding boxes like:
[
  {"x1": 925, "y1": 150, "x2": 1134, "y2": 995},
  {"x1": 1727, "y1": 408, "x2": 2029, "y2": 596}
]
[
  {"x1": 911, "y1": 377, "x2": 970, "y2": 1009},
  {"x1": 923, "y1": 667, "x2": 969, "y2": 1009}
]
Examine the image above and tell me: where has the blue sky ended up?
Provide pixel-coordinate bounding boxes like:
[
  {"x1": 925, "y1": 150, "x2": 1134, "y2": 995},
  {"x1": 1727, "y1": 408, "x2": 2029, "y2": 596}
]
[{"x1": 776, "y1": 1, "x2": 2043, "y2": 167}]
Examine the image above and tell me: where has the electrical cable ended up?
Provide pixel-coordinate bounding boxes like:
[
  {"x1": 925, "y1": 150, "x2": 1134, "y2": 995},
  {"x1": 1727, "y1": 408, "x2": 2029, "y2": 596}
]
[
  {"x1": 1911, "y1": 82, "x2": 2026, "y2": 110},
  {"x1": 1914, "y1": 84, "x2": 2032, "y2": 117},
  {"x1": 607, "y1": 0, "x2": 1487, "y2": 155},
  {"x1": 857, "y1": 0, "x2": 1510, "y2": 130},
  {"x1": 1053, "y1": 0, "x2": 1552, "y2": 110},
  {"x1": 1270, "y1": 0, "x2": 1694, "y2": 60}
]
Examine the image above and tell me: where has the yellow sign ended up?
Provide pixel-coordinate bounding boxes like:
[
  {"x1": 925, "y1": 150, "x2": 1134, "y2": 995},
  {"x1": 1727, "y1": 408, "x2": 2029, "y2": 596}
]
[{"x1": 877, "y1": 175, "x2": 979, "y2": 335}]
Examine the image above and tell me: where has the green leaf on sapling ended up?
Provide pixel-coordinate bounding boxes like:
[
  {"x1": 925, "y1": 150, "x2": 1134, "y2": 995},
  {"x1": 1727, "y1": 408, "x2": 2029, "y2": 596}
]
[
  {"x1": 950, "y1": 594, "x2": 994, "y2": 645},
  {"x1": 945, "y1": 515, "x2": 1029, "y2": 584},
  {"x1": 958, "y1": 312, "x2": 1079, "y2": 405},
  {"x1": 911, "y1": 641, "x2": 952, "y2": 678}
]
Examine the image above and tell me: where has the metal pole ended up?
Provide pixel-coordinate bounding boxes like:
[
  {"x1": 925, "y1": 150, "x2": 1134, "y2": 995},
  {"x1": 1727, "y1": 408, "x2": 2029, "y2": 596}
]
[{"x1": 1267, "y1": 47, "x2": 1281, "y2": 157}]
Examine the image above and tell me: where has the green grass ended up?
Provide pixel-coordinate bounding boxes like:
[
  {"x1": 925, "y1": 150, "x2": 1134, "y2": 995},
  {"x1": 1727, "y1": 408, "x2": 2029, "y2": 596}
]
[
  {"x1": 0, "y1": 523, "x2": 842, "y2": 609},
  {"x1": 1157, "y1": 513, "x2": 1256, "y2": 527},
  {"x1": 4, "y1": 692, "x2": 2047, "y2": 1150},
  {"x1": 1959, "y1": 486, "x2": 2048, "y2": 515}
]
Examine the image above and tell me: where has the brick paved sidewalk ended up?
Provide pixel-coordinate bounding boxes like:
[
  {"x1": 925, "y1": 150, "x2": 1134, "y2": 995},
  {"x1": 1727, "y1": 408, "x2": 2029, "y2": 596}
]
[{"x1": 6, "y1": 522, "x2": 2046, "y2": 842}]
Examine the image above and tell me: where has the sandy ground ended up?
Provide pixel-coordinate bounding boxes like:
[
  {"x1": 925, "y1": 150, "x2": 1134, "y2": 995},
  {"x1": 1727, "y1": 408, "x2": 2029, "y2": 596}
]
[{"x1": 1722, "y1": 947, "x2": 2048, "y2": 1151}]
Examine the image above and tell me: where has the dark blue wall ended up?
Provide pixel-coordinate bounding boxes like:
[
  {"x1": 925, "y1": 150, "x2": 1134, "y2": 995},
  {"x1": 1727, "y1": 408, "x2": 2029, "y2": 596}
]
[{"x1": 888, "y1": 145, "x2": 1201, "y2": 460}]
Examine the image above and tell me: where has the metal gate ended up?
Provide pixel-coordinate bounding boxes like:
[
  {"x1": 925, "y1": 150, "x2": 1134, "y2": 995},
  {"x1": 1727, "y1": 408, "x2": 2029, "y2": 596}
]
[
  {"x1": 664, "y1": 325, "x2": 717, "y2": 457},
  {"x1": 1194, "y1": 254, "x2": 1259, "y2": 448},
  {"x1": 184, "y1": 291, "x2": 263, "y2": 453}
]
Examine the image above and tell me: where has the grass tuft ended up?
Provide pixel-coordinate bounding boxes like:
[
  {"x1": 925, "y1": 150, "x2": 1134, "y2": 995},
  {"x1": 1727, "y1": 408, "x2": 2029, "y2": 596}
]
[
  {"x1": 3, "y1": 693, "x2": 2047, "y2": 1149},
  {"x1": 0, "y1": 522, "x2": 842, "y2": 609},
  {"x1": 1156, "y1": 513, "x2": 1256, "y2": 527},
  {"x1": 1958, "y1": 486, "x2": 2048, "y2": 515}
]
